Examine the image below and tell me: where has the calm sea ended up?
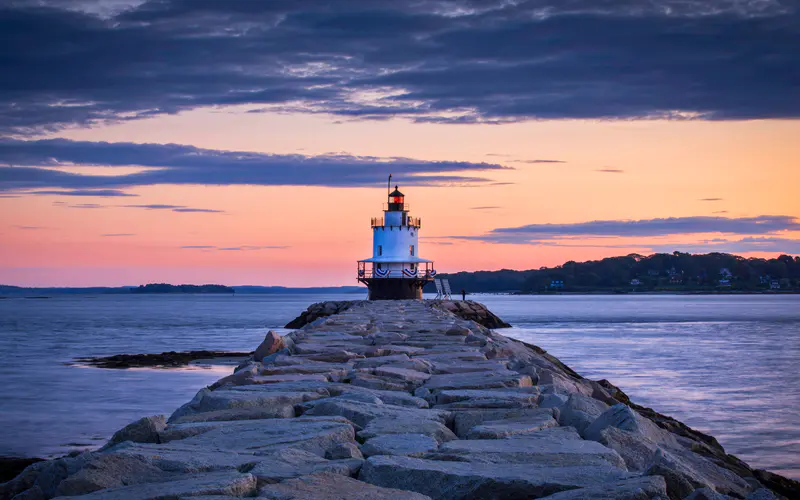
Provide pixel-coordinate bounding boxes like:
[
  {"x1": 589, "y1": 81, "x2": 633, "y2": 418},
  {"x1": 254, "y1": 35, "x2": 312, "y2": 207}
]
[{"x1": 0, "y1": 293, "x2": 797, "y2": 479}]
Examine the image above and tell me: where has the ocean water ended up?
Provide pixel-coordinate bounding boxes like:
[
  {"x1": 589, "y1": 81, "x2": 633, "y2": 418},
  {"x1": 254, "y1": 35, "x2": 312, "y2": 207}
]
[{"x1": 0, "y1": 293, "x2": 798, "y2": 479}]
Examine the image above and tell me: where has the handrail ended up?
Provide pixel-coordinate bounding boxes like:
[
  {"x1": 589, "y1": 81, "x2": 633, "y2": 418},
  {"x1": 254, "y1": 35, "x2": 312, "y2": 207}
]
[{"x1": 370, "y1": 217, "x2": 422, "y2": 228}]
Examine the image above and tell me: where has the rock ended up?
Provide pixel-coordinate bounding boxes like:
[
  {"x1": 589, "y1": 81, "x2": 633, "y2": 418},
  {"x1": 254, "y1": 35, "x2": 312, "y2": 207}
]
[
  {"x1": 453, "y1": 408, "x2": 550, "y2": 437},
  {"x1": 159, "y1": 417, "x2": 357, "y2": 458},
  {"x1": 358, "y1": 418, "x2": 457, "y2": 445},
  {"x1": 255, "y1": 331, "x2": 286, "y2": 360},
  {"x1": 435, "y1": 389, "x2": 539, "y2": 409},
  {"x1": 645, "y1": 448, "x2": 751, "y2": 500},
  {"x1": 359, "y1": 455, "x2": 633, "y2": 500},
  {"x1": 435, "y1": 429, "x2": 626, "y2": 469},
  {"x1": 373, "y1": 366, "x2": 431, "y2": 385},
  {"x1": 103, "y1": 415, "x2": 166, "y2": 448},
  {"x1": 353, "y1": 354, "x2": 411, "y2": 369},
  {"x1": 361, "y1": 434, "x2": 439, "y2": 458},
  {"x1": 51, "y1": 471, "x2": 257, "y2": 499},
  {"x1": 597, "y1": 426, "x2": 660, "y2": 471},
  {"x1": 168, "y1": 388, "x2": 325, "y2": 423},
  {"x1": 752, "y1": 469, "x2": 800, "y2": 500},
  {"x1": 423, "y1": 371, "x2": 533, "y2": 392},
  {"x1": 445, "y1": 325, "x2": 471, "y2": 336},
  {"x1": 555, "y1": 393, "x2": 609, "y2": 437},
  {"x1": 684, "y1": 487, "x2": 732, "y2": 500},
  {"x1": 584, "y1": 403, "x2": 677, "y2": 447},
  {"x1": 350, "y1": 373, "x2": 409, "y2": 392},
  {"x1": 536, "y1": 476, "x2": 668, "y2": 499},
  {"x1": 54, "y1": 454, "x2": 170, "y2": 496},
  {"x1": 257, "y1": 472, "x2": 432, "y2": 500},
  {"x1": 744, "y1": 488, "x2": 779, "y2": 500},
  {"x1": 465, "y1": 412, "x2": 560, "y2": 439},
  {"x1": 325, "y1": 442, "x2": 364, "y2": 460},
  {"x1": 262, "y1": 348, "x2": 292, "y2": 365},
  {"x1": 303, "y1": 400, "x2": 448, "y2": 430},
  {"x1": 245, "y1": 448, "x2": 363, "y2": 485}
]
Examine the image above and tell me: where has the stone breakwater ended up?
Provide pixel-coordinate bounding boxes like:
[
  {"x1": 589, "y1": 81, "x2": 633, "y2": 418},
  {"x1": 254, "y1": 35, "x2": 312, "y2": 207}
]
[{"x1": 3, "y1": 300, "x2": 797, "y2": 500}]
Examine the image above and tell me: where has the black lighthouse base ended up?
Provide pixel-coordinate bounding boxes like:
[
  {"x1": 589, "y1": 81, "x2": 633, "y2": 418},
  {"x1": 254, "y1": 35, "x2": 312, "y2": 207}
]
[{"x1": 360, "y1": 278, "x2": 427, "y2": 300}]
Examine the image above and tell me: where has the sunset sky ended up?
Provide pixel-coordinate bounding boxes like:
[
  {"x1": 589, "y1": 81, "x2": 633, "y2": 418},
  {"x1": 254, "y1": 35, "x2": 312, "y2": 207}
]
[{"x1": 1, "y1": 0, "x2": 798, "y2": 287}]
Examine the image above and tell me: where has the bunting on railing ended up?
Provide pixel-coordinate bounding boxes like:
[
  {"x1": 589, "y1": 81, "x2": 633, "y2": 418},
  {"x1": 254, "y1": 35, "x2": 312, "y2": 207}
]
[
  {"x1": 374, "y1": 268, "x2": 390, "y2": 278},
  {"x1": 428, "y1": 269, "x2": 437, "y2": 277},
  {"x1": 403, "y1": 268, "x2": 418, "y2": 278}
]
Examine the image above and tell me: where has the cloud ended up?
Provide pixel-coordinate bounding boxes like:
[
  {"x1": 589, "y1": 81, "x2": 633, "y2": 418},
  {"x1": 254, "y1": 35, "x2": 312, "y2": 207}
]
[
  {"x1": 470, "y1": 206, "x2": 501, "y2": 210},
  {"x1": 13, "y1": 225, "x2": 47, "y2": 230},
  {"x1": 0, "y1": 1, "x2": 797, "y2": 134},
  {"x1": 512, "y1": 160, "x2": 566, "y2": 164},
  {"x1": 700, "y1": 198, "x2": 724, "y2": 201},
  {"x1": 453, "y1": 215, "x2": 800, "y2": 244},
  {"x1": 124, "y1": 204, "x2": 224, "y2": 213},
  {"x1": 595, "y1": 168, "x2": 625, "y2": 174},
  {"x1": 649, "y1": 237, "x2": 800, "y2": 255},
  {"x1": 182, "y1": 245, "x2": 287, "y2": 251},
  {"x1": 713, "y1": 210, "x2": 729, "y2": 214},
  {"x1": 101, "y1": 233, "x2": 135, "y2": 237},
  {"x1": 0, "y1": 139, "x2": 507, "y2": 192},
  {"x1": 68, "y1": 203, "x2": 104, "y2": 209},
  {"x1": 27, "y1": 189, "x2": 137, "y2": 197}
]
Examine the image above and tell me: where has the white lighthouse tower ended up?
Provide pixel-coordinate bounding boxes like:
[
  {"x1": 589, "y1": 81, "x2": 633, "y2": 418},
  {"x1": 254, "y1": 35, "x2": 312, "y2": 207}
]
[{"x1": 357, "y1": 178, "x2": 435, "y2": 300}]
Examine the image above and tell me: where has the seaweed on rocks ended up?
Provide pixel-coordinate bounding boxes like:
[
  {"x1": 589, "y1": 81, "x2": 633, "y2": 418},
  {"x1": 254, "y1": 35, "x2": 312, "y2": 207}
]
[{"x1": 73, "y1": 350, "x2": 252, "y2": 369}]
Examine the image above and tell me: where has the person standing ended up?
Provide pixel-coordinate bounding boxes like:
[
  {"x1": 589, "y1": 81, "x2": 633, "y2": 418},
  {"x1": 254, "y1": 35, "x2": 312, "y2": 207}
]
[{"x1": 461, "y1": 289, "x2": 466, "y2": 301}]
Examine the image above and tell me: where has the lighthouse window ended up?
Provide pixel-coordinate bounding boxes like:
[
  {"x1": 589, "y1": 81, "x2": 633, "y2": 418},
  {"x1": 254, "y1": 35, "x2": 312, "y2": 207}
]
[
  {"x1": 410, "y1": 245, "x2": 415, "y2": 256},
  {"x1": 378, "y1": 245, "x2": 382, "y2": 256}
]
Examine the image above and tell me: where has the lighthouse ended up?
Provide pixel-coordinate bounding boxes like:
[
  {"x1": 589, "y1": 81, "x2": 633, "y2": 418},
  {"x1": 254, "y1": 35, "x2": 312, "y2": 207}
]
[{"x1": 357, "y1": 179, "x2": 435, "y2": 300}]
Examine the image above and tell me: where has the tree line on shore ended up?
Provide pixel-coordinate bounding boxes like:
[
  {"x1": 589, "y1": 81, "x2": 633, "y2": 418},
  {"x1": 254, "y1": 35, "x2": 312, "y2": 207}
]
[{"x1": 431, "y1": 252, "x2": 800, "y2": 293}]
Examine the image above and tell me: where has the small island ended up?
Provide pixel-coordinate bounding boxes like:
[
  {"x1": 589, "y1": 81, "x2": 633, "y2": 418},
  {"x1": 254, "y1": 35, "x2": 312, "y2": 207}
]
[{"x1": 130, "y1": 283, "x2": 235, "y2": 294}]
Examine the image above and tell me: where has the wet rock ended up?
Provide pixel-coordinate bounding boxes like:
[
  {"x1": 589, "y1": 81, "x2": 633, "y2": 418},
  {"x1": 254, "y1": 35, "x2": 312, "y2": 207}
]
[
  {"x1": 361, "y1": 434, "x2": 439, "y2": 458},
  {"x1": 257, "y1": 472, "x2": 432, "y2": 500}
]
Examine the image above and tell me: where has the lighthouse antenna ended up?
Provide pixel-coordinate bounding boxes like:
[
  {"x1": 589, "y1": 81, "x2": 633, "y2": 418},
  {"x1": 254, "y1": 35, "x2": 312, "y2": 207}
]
[{"x1": 388, "y1": 174, "x2": 392, "y2": 197}]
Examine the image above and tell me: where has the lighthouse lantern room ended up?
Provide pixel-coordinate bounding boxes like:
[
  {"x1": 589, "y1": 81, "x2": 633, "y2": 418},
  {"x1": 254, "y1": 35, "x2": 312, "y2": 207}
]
[{"x1": 357, "y1": 178, "x2": 435, "y2": 300}]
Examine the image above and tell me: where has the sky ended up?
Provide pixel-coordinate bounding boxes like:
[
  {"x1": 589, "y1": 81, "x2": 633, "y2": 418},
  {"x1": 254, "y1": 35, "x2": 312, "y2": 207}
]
[{"x1": 0, "y1": 0, "x2": 798, "y2": 287}]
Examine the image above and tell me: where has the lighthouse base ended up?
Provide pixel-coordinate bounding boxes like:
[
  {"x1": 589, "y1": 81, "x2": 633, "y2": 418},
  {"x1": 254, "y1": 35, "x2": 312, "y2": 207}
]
[{"x1": 359, "y1": 278, "x2": 427, "y2": 300}]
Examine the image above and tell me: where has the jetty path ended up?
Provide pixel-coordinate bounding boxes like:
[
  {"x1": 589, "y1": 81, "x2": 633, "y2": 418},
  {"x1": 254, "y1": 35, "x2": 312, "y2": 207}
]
[{"x1": 2, "y1": 300, "x2": 794, "y2": 499}]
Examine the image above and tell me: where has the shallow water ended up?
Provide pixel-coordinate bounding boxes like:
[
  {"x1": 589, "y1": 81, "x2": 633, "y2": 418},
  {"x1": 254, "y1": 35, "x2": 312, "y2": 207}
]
[{"x1": 0, "y1": 293, "x2": 797, "y2": 479}]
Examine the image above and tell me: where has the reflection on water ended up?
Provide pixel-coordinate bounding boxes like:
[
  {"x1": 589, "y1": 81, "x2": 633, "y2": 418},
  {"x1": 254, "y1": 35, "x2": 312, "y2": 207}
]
[
  {"x1": 476, "y1": 294, "x2": 800, "y2": 479},
  {"x1": 0, "y1": 293, "x2": 797, "y2": 479}
]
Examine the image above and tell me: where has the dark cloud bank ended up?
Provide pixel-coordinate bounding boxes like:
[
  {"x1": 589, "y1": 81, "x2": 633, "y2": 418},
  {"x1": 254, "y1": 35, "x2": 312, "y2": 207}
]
[
  {"x1": 1, "y1": 0, "x2": 798, "y2": 135},
  {"x1": 0, "y1": 138, "x2": 506, "y2": 192}
]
